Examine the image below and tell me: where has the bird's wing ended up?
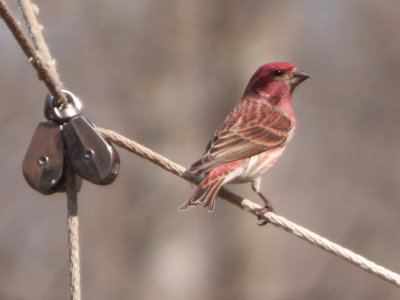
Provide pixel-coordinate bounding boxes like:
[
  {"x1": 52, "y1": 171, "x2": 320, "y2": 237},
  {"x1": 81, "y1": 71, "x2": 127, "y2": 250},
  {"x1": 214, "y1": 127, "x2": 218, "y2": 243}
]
[{"x1": 190, "y1": 102, "x2": 293, "y2": 174}]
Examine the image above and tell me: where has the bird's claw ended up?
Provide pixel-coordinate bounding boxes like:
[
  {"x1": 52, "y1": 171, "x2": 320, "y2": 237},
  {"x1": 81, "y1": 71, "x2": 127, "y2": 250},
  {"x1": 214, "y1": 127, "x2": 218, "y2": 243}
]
[{"x1": 255, "y1": 205, "x2": 274, "y2": 226}]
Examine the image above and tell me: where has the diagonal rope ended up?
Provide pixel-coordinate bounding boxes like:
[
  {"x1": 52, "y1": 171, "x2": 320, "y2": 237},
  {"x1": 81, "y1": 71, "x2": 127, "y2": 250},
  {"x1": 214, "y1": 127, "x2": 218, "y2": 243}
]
[
  {"x1": 96, "y1": 128, "x2": 400, "y2": 287},
  {"x1": 1, "y1": 0, "x2": 399, "y2": 290},
  {"x1": 19, "y1": 0, "x2": 63, "y2": 88},
  {"x1": 0, "y1": 0, "x2": 67, "y2": 105}
]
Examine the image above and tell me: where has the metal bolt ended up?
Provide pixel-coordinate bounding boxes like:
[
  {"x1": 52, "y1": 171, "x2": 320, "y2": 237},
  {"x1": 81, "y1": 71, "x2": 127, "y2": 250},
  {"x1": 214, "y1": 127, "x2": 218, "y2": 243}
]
[{"x1": 37, "y1": 155, "x2": 49, "y2": 166}]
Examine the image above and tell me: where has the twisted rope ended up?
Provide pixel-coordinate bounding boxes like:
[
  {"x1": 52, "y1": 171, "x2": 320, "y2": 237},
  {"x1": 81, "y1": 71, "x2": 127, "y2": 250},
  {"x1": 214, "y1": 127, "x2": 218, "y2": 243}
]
[
  {"x1": 65, "y1": 160, "x2": 82, "y2": 300},
  {"x1": 96, "y1": 128, "x2": 400, "y2": 287},
  {"x1": 1, "y1": 0, "x2": 82, "y2": 299},
  {"x1": 0, "y1": 0, "x2": 67, "y2": 105},
  {"x1": 19, "y1": 0, "x2": 63, "y2": 89}
]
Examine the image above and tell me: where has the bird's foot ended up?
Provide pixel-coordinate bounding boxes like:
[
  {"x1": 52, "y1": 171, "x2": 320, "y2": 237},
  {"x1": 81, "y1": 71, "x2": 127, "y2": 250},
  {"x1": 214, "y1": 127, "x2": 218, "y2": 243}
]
[
  {"x1": 253, "y1": 193, "x2": 274, "y2": 226},
  {"x1": 255, "y1": 204, "x2": 274, "y2": 226},
  {"x1": 250, "y1": 180, "x2": 275, "y2": 225}
]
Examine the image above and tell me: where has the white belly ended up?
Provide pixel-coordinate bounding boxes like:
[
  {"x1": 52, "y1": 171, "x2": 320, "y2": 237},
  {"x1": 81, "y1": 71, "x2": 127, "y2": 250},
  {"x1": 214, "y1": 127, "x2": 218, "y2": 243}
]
[{"x1": 229, "y1": 147, "x2": 286, "y2": 183}]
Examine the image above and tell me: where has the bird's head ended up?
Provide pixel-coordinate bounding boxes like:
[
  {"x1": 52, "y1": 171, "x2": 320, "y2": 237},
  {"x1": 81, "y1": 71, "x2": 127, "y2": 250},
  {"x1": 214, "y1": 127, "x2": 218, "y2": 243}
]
[{"x1": 243, "y1": 62, "x2": 309, "y2": 102}]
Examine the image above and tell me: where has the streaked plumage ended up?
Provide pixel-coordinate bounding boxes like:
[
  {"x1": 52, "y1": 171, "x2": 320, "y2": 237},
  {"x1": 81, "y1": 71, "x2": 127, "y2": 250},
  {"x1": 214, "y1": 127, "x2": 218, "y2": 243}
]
[{"x1": 180, "y1": 62, "x2": 309, "y2": 213}]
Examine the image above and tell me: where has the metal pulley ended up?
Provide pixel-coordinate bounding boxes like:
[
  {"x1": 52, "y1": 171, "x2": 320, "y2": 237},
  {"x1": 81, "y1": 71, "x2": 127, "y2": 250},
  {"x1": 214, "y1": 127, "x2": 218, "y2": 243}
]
[
  {"x1": 22, "y1": 89, "x2": 120, "y2": 195},
  {"x1": 63, "y1": 116, "x2": 120, "y2": 185},
  {"x1": 22, "y1": 121, "x2": 65, "y2": 194}
]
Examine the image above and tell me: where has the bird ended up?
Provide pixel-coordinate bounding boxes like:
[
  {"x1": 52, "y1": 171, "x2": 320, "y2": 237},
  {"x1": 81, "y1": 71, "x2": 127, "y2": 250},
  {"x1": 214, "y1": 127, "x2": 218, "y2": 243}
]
[{"x1": 179, "y1": 62, "x2": 309, "y2": 221}]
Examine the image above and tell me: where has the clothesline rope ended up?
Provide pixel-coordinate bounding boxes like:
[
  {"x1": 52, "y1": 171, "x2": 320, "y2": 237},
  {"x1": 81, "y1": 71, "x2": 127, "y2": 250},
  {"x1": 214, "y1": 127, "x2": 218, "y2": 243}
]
[{"x1": 97, "y1": 127, "x2": 400, "y2": 288}]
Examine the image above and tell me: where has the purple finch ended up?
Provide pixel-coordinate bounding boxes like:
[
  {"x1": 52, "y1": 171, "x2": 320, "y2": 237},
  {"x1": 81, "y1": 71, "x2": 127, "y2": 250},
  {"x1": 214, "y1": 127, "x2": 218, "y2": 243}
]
[{"x1": 180, "y1": 62, "x2": 309, "y2": 216}]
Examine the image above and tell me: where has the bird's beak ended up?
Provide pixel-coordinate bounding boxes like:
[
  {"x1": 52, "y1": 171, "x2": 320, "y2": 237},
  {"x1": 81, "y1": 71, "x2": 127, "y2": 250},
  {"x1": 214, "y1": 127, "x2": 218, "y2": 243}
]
[{"x1": 290, "y1": 69, "x2": 310, "y2": 87}]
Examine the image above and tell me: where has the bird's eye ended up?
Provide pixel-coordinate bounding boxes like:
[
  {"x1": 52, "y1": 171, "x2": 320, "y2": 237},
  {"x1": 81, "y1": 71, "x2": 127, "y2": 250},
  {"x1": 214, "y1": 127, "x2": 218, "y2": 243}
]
[{"x1": 272, "y1": 69, "x2": 286, "y2": 77}]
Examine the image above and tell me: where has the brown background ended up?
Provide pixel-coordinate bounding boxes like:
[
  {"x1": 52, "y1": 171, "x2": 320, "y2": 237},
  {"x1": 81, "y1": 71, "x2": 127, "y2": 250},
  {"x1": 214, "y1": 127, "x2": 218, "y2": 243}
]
[{"x1": 1, "y1": 0, "x2": 400, "y2": 299}]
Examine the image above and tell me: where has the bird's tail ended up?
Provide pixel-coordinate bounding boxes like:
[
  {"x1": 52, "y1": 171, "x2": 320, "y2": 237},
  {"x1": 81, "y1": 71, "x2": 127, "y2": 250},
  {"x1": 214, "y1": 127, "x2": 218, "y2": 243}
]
[{"x1": 179, "y1": 176, "x2": 225, "y2": 212}]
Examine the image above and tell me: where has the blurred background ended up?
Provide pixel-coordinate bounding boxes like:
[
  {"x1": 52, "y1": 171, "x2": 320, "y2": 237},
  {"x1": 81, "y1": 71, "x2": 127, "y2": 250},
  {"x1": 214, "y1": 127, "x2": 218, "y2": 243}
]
[{"x1": 1, "y1": 0, "x2": 400, "y2": 299}]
